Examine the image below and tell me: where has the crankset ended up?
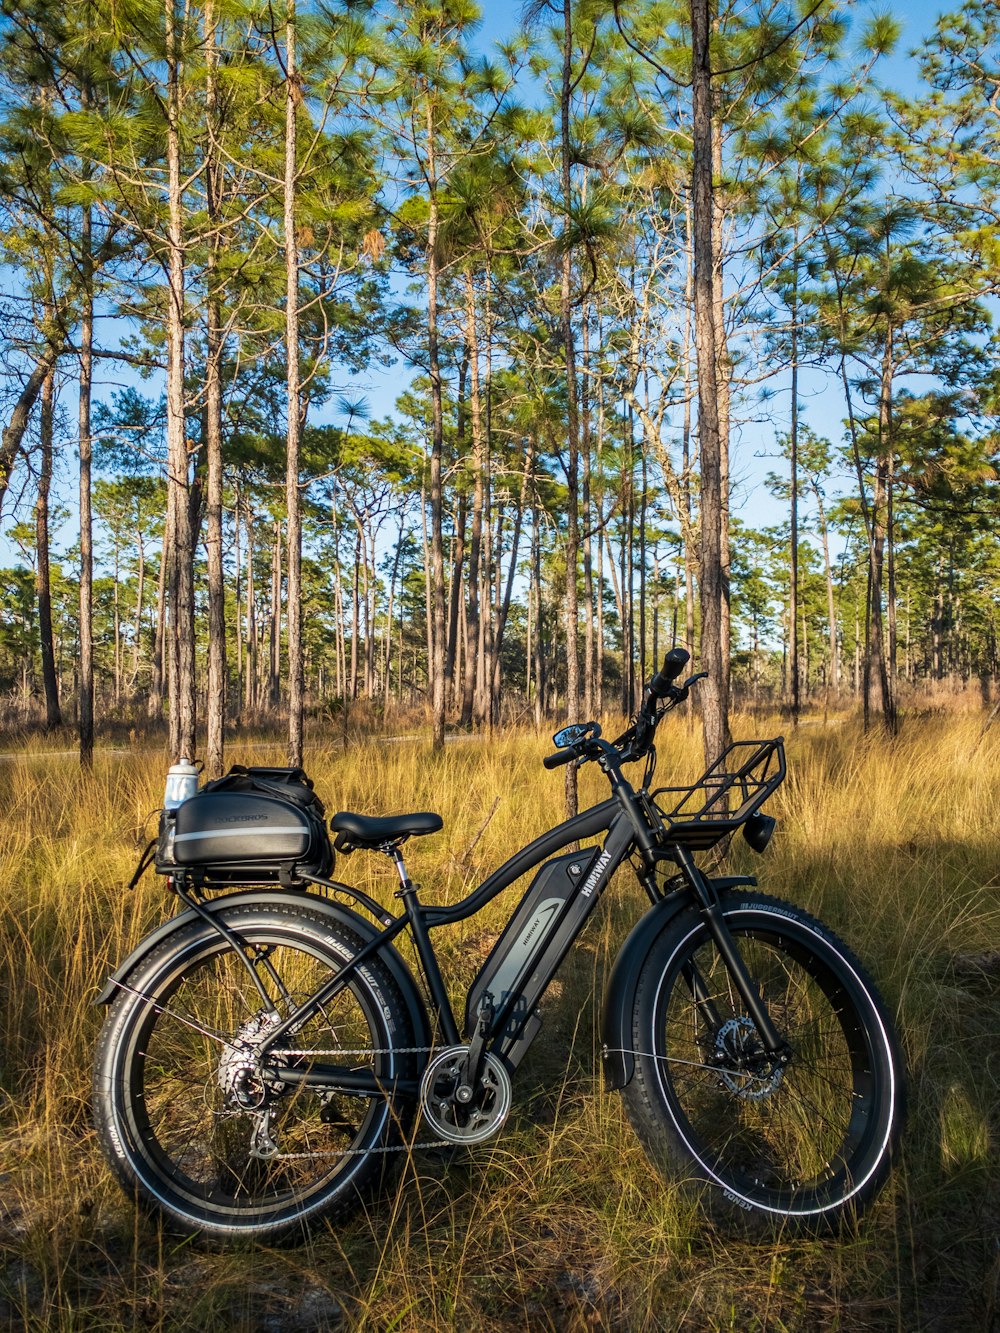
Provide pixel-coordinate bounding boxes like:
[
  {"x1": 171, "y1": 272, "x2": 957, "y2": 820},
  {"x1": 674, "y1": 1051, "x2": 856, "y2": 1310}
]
[{"x1": 419, "y1": 1044, "x2": 512, "y2": 1144}]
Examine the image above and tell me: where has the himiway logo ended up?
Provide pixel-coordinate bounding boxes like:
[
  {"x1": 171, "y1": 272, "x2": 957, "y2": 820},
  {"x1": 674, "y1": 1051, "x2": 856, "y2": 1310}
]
[{"x1": 579, "y1": 850, "x2": 612, "y2": 898}]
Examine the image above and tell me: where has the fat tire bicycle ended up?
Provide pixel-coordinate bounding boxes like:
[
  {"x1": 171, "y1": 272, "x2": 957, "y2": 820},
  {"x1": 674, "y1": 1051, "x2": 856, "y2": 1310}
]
[{"x1": 93, "y1": 649, "x2": 904, "y2": 1239}]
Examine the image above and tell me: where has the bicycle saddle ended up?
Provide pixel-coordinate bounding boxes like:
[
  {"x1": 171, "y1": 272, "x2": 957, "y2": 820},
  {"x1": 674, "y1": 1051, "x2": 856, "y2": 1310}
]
[{"x1": 331, "y1": 810, "x2": 443, "y2": 851}]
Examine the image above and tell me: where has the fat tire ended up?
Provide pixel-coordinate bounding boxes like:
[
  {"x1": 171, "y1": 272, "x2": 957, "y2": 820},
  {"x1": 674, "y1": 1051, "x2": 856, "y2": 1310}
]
[
  {"x1": 94, "y1": 903, "x2": 418, "y2": 1241},
  {"x1": 622, "y1": 892, "x2": 904, "y2": 1231}
]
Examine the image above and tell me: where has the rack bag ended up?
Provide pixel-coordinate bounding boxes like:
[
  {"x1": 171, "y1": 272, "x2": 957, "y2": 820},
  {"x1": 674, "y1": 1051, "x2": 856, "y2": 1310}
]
[{"x1": 156, "y1": 765, "x2": 334, "y2": 888}]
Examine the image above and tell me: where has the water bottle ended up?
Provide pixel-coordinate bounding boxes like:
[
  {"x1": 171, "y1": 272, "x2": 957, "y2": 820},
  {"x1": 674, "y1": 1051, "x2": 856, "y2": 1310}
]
[{"x1": 163, "y1": 758, "x2": 199, "y2": 810}]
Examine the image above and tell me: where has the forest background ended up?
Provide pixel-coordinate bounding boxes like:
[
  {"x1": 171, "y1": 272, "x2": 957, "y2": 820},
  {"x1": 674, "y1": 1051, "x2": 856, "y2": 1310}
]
[{"x1": 3, "y1": 0, "x2": 999, "y2": 774}]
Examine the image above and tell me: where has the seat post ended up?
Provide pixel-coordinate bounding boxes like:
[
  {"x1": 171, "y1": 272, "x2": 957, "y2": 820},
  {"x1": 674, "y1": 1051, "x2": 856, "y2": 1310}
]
[
  {"x1": 385, "y1": 842, "x2": 413, "y2": 893},
  {"x1": 382, "y1": 840, "x2": 460, "y2": 1046}
]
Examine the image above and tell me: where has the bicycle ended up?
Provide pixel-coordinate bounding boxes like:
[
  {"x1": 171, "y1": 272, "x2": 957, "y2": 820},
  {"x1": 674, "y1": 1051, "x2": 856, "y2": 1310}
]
[{"x1": 93, "y1": 647, "x2": 904, "y2": 1240}]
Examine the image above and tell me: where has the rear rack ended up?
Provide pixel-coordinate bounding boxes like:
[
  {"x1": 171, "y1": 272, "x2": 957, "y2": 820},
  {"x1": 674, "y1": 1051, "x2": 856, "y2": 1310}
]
[{"x1": 649, "y1": 738, "x2": 785, "y2": 850}]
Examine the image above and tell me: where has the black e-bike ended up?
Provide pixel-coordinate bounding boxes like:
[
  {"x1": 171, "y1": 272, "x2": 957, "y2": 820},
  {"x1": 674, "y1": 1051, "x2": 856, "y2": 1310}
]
[{"x1": 94, "y1": 649, "x2": 904, "y2": 1239}]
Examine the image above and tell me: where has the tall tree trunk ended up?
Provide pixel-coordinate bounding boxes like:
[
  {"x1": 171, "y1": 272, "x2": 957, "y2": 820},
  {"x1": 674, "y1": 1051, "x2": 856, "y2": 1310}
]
[
  {"x1": 79, "y1": 197, "x2": 95, "y2": 765},
  {"x1": 789, "y1": 267, "x2": 800, "y2": 725},
  {"x1": 269, "y1": 521, "x2": 282, "y2": 707},
  {"x1": 130, "y1": 535, "x2": 145, "y2": 690},
  {"x1": 166, "y1": 0, "x2": 195, "y2": 761},
  {"x1": 491, "y1": 437, "x2": 534, "y2": 701},
  {"x1": 812, "y1": 479, "x2": 839, "y2": 694},
  {"x1": 582, "y1": 312, "x2": 595, "y2": 718},
  {"x1": 461, "y1": 270, "x2": 485, "y2": 729},
  {"x1": 711, "y1": 111, "x2": 731, "y2": 672},
  {"x1": 682, "y1": 201, "x2": 696, "y2": 657},
  {"x1": 446, "y1": 347, "x2": 468, "y2": 707},
  {"x1": 691, "y1": 0, "x2": 730, "y2": 764},
  {"x1": 204, "y1": 0, "x2": 226, "y2": 776},
  {"x1": 150, "y1": 513, "x2": 168, "y2": 718},
  {"x1": 425, "y1": 103, "x2": 447, "y2": 749},
  {"x1": 285, "y1": 0, "x2": 304, "y2": 766},
  {"x1": 532, "y1": 499, "x2": 544, "y2": 727},
  {"x1": 244, "y1": 501, "x2": 257, "y2": 717},
  {"x1": 560, "y1": 0, "x2": 581, "y2": 816},
  {"x1": 867, "y1": 333, "x2": 895, "y2": 732},
  {"x1": 36, "y1": 365, "x2": 60, "y2": 728}
]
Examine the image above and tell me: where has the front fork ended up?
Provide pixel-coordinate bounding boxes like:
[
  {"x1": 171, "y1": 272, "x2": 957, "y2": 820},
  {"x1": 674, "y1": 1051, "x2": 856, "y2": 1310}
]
[{"x1": 665, "y1": 847, "x2": 791, "y2": 1062}]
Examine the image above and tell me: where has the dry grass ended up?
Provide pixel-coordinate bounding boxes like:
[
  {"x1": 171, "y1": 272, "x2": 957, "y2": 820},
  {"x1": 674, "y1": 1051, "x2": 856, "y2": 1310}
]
[{"x1": 1, "y1": 712, "x2": 999, "y2": 1331}]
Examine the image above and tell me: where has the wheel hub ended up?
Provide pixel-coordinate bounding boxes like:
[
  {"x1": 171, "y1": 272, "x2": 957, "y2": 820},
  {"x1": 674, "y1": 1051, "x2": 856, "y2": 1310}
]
[{"x1": 714, "y1": 1016, "x2": 785, "y2": 1101}]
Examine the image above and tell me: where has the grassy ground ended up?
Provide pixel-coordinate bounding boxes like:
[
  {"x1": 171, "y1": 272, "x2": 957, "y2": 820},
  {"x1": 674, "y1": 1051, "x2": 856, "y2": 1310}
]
[{"x1": 0, "y1": 711, "x2": 998, "y2": 1331}]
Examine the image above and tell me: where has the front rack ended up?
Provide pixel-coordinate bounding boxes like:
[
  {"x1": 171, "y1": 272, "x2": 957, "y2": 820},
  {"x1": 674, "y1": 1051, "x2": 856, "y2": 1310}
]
[{"x1": 649, "y1": 737, "x2": 785, "y2": 850}]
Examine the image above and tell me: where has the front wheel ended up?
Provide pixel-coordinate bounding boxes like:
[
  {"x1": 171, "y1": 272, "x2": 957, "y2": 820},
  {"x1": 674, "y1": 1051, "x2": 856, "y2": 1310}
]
[
  {"x1": 623, "y1": 893, "x2": 904, "y2": 1228},
  {"x1": 94, "y1": 904, "x2": 419, "y2": 1241}
]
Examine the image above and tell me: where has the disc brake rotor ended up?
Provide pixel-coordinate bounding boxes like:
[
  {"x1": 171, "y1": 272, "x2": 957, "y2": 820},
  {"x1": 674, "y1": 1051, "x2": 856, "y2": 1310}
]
[{"x1": 714, "y1": 1015, "x2": 785, "y2": 1101}]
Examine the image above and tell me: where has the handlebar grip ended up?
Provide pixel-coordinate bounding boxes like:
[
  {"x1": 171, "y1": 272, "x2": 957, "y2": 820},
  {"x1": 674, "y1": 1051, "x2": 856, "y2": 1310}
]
[
  {"x1": 649, "y1": 646, "x2": 691, "y2": 698},
  {"x1": 543, "y1": 749, "x2": 576, "y2": 770}
]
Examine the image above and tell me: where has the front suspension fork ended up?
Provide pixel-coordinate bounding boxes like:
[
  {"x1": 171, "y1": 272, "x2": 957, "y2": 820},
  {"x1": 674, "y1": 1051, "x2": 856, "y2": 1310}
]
[{"x1": 672, "y1": 848, "x2": 790, "y2": 1061}]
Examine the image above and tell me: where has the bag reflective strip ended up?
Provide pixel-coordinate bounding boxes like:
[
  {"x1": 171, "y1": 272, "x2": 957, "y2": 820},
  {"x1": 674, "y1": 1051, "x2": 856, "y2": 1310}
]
[{"x1": 173, "y1": 826, "x2": 309, "y2": 843}]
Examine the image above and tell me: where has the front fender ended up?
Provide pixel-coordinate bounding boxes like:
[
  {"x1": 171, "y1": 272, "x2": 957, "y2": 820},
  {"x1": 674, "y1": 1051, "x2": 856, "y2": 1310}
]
[
  {"x1": 96, "y1": 888, "x2": 432, "y2": 1056},
  {"x1": 600, "y1": 890, "x2": 693, "y2": 1091}
]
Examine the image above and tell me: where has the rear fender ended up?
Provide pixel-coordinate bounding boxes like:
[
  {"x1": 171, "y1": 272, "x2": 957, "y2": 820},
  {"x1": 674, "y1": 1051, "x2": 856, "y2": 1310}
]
[
  {"x1": 95, "y1": 888, "x2": 431, "y2": 1055},
  {"x1": 600, "y1": 890, "x2": 694, "y2": 1090}
]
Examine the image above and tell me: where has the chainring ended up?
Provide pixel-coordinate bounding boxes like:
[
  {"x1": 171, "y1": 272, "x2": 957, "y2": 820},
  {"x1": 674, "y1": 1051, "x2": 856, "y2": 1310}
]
[{"x1": 419, "y1": 1045, "x2": 512, "y2": 1144}]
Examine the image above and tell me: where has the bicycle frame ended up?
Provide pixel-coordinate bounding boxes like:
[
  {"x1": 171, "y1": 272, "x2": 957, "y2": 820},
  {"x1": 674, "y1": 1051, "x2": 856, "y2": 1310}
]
[
  {"x1": 253, "y1": 795, "x2": 626, "y2": 1093},
  {"x1": 252, "y1": 754, "x2": 787, "y2": 1098}
]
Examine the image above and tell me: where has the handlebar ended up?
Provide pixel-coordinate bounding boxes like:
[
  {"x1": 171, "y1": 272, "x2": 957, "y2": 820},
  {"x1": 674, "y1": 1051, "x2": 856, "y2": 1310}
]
[{"x1": 542, "y1": 651, "x2": 707, "y2": 772}]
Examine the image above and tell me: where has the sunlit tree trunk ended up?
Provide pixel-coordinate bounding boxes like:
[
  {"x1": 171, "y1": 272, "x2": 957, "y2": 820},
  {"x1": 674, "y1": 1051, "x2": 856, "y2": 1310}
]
[
  {"x1": 165, "y1": 0, "x2": 195, "y2": 760},
  {"x1": 36, "y1": 364, "x2": 60, "y2": 728},
  {"x1": 204, "y1": 0, "x2": 226, "y2": 776},
  {"x1": 285, "y1": 0, "x2": 304, "y2": 765},
  {"x1": 691, "y1": 0, "x2": 730, "y2": 763}
]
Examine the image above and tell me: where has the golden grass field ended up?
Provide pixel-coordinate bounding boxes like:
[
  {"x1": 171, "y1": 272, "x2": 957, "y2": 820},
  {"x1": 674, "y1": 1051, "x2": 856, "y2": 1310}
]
[{"x1": 0, "y1": 710, "x2": 998, "y2": 1331}]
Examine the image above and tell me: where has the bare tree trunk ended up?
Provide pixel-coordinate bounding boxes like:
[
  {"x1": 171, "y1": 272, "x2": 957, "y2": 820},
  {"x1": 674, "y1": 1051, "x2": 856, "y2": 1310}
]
[
  {"x1": 244, "y1": 501, "x2": 256, "y2": 718},
  {"x1": 130, "y1": 534, "x2": 145, "y2": 691},
  {"x1": 532, "y1": 499, "x2": 543, "y2": 727},
  {"x1": 36, "y1": 365, "x2": 61, "y2": 729},
  {"x1": 425, "y1": 105, "x2": 446, "y2": 749},
  {"x1": 461, "y1": 271, "x2": 485, "y2": 729},
  {"x1": 79, "y1": 197, "x2": 95, "y2": 764},
  {"x1": 357, "y1": 525, "x2": 365, "y2": 703},
  {"x1": 150, "y1": 512, "x2": 168, "y2": 719},
  {"x1": 166, "y1": 0, "x2": 195, "y2": 761},
  {"x1": 681, "y1": 204, "x2": 696, "y2": 657},
  {"x1": 812, "y1": 479, "x2": 839, "y2": 694},
  {"x1": 113, "y1": 535, "x2": 122, "y2": 704},
  {"x1": 711, "y1": 112, "x2": 731, "y2": 673},
  {"x1": 204, "y1": 0, "x2": 226, "y2": 776},
  {"x1": 284, "y1": 0, "x2": 304, "y2": 765},
  {"x1": 269, "y1": 521, "x2": 282, "y2": 707},
  {"x1": 233, "y1": 498, "x2": 242, "y2": 716},
  {"x1": 582, "y1": 312, "x2": 594, "y2": 717},
  {"x1": 560, "y1": 0, "x2": 581, "y2": 816},
  {"x1": 789, "y1": 270, "x2": 799, "y2": 726},
  {"x1": 491, "y1": 437, "x2": 534, "y2": 701},
  {"x1": 691, "y1": 0, "x2": 730, "y2": 764}
]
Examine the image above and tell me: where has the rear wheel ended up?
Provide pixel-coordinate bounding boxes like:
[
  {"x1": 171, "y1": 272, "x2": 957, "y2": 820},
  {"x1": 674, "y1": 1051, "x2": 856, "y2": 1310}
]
[
  {"x1": 94, "y1": 904, "x2": 418, "y2": 1240},
  {"x1": 623, "y1": 894, "x2": 904, "y2": 1228}
]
